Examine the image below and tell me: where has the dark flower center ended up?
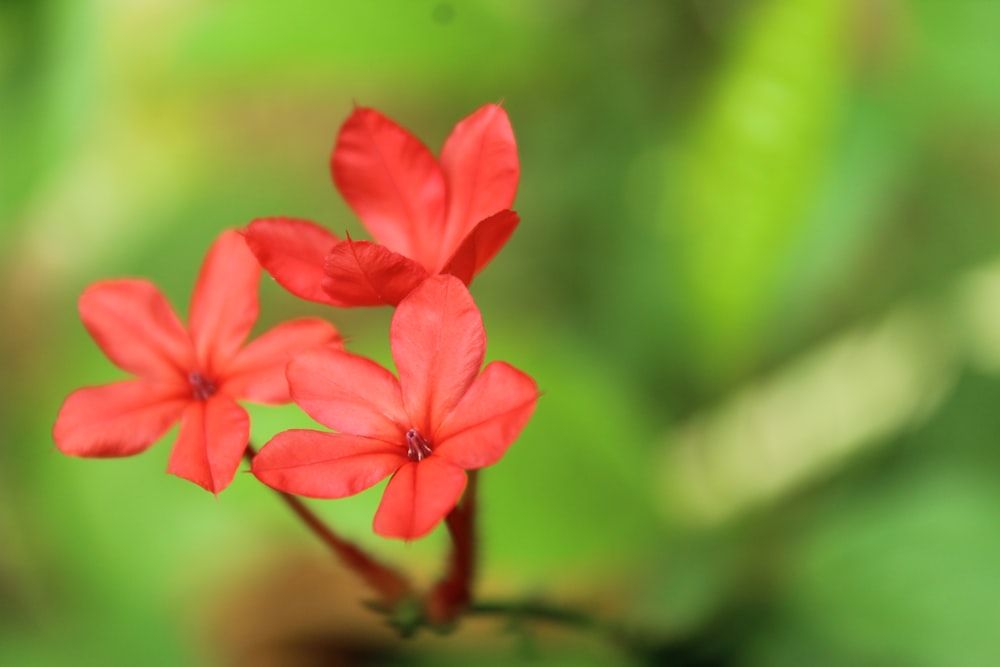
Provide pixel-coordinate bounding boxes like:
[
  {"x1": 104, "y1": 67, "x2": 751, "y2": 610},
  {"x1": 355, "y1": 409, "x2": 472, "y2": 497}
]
[
  {"x1": 188, "y1": 372, "x2": 217, "y2": 401},
  {"x1": 406, "y1": 429, "x2": 432, "y2": 462}
]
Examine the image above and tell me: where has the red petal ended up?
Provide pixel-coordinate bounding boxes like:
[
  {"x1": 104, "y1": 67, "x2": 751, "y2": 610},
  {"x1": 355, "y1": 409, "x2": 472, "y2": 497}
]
[
  {"x1": 288, "y1": 348, "x2": 408, "y2": 441},
  {"x1": 53, "y1": 380, "x2": 188, "y2": 457},
  {"x1": 243, "y1": 217, "x2": 342, "y2": 306},
  {"x1": 438, "y1": 104, "x2": 519, "y2": 262},
  {"x1": 441, "y1": 210, "x2": 520, "y2": 283},
  {"x1": 251, "y1": 430, "x2": 404, "y2": 498},
  {"x1": 391, "y1": 275, "x2": 485, "y2": 434},
  {"x1": 221, "y1": 318, "x2": 342, "y2": 404},
  {"x1": 434, "y1": 362, "x2": 538, "y2": 469},
  {"x1": 166, "y1": 395, "x2": 249, "y2": 493},
  {"x1": 79, "y1": 280, "x2": 193, "y2": 379},
  {"x1": 188, "y1": 230, "x2": 260, "y2": 374},
  {"x1": 373, "y1": 458, "x2": 467, "y2": 540},
  {"x1": 331, "y1": 107, "x2": 446, "y2": 264},
  {"x1": 322, "y1": 239, "x2": 429, "y2": 307}
]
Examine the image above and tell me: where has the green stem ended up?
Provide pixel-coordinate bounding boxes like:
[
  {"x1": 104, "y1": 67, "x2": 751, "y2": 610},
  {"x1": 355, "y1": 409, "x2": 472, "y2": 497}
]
[{"x1": 467, "y1": 599, "x2": 646, "y2": 656}]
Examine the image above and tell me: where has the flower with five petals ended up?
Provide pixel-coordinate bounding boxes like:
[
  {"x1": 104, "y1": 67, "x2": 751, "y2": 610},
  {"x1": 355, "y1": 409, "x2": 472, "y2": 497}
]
[
  {"x1": 53, "y1": 230, "x2": 342, "y2": 493},
  {"x1": 251, "y1": 275, "x2": 538, "y2": 539},
  {"x1": 245, "y1": 103, "x2": 520, "y2": 307}
]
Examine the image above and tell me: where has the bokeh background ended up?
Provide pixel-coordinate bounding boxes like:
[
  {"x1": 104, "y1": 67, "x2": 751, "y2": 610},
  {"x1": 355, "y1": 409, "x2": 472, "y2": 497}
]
[{"x1": 4, "y1": 0, "x2": 1000, "y2": 665}]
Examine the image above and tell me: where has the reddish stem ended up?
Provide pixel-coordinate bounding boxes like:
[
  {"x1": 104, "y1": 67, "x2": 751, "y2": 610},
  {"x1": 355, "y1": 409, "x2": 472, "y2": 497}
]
[
  {"x1": 426, "y1": 470, "x2": 478, "y2": 625},
  {"x1": 244, "y1": 445, "x2": 411, "y2": 606}
]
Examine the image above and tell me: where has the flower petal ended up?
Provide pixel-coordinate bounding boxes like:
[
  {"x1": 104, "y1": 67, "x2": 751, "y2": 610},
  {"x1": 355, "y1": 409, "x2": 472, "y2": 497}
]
[
  {"x1": 439, "y1": 104, "x2": 519, "y2": 260},
  {"x1": 391, "y1": 275, "x2": 485, "y2": 434},
  {"x1": 188, "y1": 230, "x2": 260, "y2": 374},
  {"x1": 79, "y1": 280, "x2": 193, "y2": 379},
  {"x1": 434, "y1": 362, "x2": 538, "y2": 469},
  {"x1": 166, "y1": 395, "x2": 249, "y2": 494},
  {"x1": 321, "y1": 239, "x2": 429, "y2": 307},
  {"x1": 288, "y1": 348, "x2": 408, "y2": 441},
  {"x1": 373, "y1": 458, "x2": 467, "y2": 540},
  {"x1": 441, "y1": 209, "x2": 520, "y2": 283},
  {"x1": 53, "y1": 380, "x2": 188, "y2": 457},
  {"x1": 331, "y1": 107, "x2": 446, "y2": 263},
  {"x1": 252, "y1": 430, "x2": 404, "y2": 498},
  {"x1": 221, "y1": 318, "x2": 342, "y2": 404},
  {"x1": 243, "y1": 217, "x2": 342, "y2": 306}
]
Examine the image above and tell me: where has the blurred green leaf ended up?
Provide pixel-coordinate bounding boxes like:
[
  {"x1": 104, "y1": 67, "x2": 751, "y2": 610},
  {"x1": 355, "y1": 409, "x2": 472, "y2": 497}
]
[
  {"x1": 776, "y1": 471, "x2": 1000, "y2": 666},
  {"x1": 667, "y1": 0, "x2": 848, "y2": 383},
  {"x1": 754, "y1": 372, "x2": 1000, "y2": 666}
]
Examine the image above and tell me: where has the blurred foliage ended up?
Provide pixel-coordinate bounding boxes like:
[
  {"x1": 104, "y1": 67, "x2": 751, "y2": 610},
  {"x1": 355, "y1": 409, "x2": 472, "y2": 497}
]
[{"x1": 4, "y1": 0, "x2": 1000, "y2": 665}]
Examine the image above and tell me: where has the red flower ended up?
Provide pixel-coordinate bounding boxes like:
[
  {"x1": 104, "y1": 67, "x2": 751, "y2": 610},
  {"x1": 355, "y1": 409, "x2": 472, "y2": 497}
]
[
  {"x1": 244, "y1": 103, "x2": 520, "y2": 307},
  {"x1": 251, "y1": 275, "x2": 538, "y2": 540},
  {"x1": 53, "y1": 230, "x2": 342, "y2": 493}
]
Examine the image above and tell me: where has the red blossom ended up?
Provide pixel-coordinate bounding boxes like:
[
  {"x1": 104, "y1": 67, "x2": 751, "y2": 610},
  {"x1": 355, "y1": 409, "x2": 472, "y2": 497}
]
[
  {"x1": 244, "y1": 104, "x2": 520, "y2": 307},
  {"x1": 53, "y1": 230, "x2": 342, "y2": 493},
  {"x1": 251, "y1": 275, "x2": 538, "y2": 540}
]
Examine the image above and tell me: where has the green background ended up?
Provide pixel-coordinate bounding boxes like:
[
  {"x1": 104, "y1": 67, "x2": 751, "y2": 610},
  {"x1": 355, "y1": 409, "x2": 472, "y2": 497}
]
[{"x1": 4, "y1": 0, "x2": 1000, "y2": 664}]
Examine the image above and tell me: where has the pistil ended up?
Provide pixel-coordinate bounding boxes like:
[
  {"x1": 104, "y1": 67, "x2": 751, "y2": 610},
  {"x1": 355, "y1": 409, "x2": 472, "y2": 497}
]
[
  {"x1": 405, "y1": 429, "x2": 432, "y2": 461},
  {"x1": 188, "y1": 372, "x2": 217, "y2": 400}
]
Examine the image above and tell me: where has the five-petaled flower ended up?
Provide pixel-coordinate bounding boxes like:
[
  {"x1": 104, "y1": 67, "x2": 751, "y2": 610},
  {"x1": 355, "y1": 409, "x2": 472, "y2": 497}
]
[
  {"x1": 53, "y1": 230, "x2": 342, "y2": 493},
  {"x1": 251, "y1": 275, "x2": 538, "y2": 540},
  {"x1": 244, "y1": 103, "x2": 520, "y2": 307}
]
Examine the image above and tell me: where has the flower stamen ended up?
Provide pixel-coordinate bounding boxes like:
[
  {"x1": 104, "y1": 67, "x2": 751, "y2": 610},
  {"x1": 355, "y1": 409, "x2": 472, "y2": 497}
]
[
  {"x1": 188, "y1": 372, "x2": 217, "y2": 400},
  {"x1": 406, "y1": 429, "x2": 432, "y2": 462}
]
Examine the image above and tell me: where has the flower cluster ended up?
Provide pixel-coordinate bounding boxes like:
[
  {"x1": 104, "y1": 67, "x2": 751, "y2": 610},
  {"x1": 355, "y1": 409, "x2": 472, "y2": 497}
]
[{"x1": 54, "y1": 104, "x2": 538, "y2": 542}]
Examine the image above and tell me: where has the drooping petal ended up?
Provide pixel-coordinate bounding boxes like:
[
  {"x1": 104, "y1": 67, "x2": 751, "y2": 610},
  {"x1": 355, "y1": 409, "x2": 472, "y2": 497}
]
[
  {"x1": 188, "y1": 230, "x2": 260, "y2": 374},
  {"x1": 373, "y1": 458, "x2": 467, "y2": 540},
  {"x1": 221, "y1": 318, "x2": 342, "y2": 404},
  {"x1": 391, "y1": 275, "x2": 485, "y2": 434},
  {"x1": 439, "y1": 104, "x2": 519, "y2": 258},
  {"x1": 331, "y1": 107, "x2": 446, "y2": 263},
  {"x1": 166, "y1": 395, "x2": 249, "y2": 493},
  {"x1": 441, "y1": 209, "x2": 520, "y2": 281},
  {"x1": 322, "y1": 239, "x2": 429, "y2": 307},
  {"x1": 288, "y1": 348, "x2": 408, "y2": 441},
  {"x1": 434, "y1": 362, "x2": 538, "y2": 469},
  {"x1": 243, "y1": 218, "x2": 342, "y2": 306},
  {"x1": 79, "y1": 280, "x2": 193, "y2": 379},
  {"x1": 53, "y1": 380, "x2": 188, "y2": 457},
  {"x1": 252, "y1": 430, "x2": 404, "y2": 498}
]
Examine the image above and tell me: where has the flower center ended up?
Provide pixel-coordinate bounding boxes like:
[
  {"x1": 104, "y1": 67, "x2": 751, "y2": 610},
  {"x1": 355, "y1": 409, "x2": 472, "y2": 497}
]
[
  {"x1": 188, "y1": 372, "x2": 217, "y2": 401},
  {"x1": 405, "y1": 429, "x2": 432, "y2": 462}
]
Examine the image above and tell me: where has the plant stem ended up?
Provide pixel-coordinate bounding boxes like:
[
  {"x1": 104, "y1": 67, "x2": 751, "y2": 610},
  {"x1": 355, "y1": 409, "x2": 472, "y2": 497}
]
[
  {"x1": 467, "y1": 599, "x2": 643, "y2": 655},
  {"x1": 243, "y1": 444, "x2": 411, "y2": 606},
  {"x1": 426, "y1": 470, "x2": 478, "y2": 625},
  {"x1": 468, "y1": 599, "x2": 596, "y2": 627}
]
